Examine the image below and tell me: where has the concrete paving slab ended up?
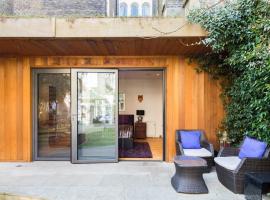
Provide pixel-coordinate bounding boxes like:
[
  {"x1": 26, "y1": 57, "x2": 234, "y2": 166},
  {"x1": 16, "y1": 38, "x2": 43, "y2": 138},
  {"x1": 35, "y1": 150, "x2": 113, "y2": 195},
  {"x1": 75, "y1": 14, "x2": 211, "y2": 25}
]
[{"x1": 0, "y1": 161, "x2": 245, "y2": 200}]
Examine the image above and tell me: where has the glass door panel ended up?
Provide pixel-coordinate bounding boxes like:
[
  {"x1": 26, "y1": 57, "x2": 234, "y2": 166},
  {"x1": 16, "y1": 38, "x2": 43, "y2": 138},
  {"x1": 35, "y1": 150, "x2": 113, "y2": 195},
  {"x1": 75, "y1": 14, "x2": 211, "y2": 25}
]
[
  {"x1": 71, "y1": 69, "x2": 118, "y2": 163},
  {"x1": 33, "y1": 70, "x2": 71, "y2": 160}
]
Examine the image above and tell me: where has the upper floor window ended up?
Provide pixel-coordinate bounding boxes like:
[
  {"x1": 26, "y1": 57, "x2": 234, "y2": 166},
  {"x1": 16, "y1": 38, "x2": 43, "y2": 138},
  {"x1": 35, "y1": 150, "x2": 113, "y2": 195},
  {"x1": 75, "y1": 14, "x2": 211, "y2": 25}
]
[
  {"x1": 142, "y1": 2, "x2": 150, "y2": 17},
  {"x1": 131, "y1": 2, "x2": 139, "y2": 17},
  {"x1": 119, "y1": 2, "x2": 128, "y2": 17}
]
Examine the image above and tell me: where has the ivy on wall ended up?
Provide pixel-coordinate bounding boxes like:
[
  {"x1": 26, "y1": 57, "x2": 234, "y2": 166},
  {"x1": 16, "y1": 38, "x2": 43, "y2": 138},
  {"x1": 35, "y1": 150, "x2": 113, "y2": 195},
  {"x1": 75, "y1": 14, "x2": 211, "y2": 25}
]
[{"x1": 187, "y1": 0, "x2": 270, "y2": 144}]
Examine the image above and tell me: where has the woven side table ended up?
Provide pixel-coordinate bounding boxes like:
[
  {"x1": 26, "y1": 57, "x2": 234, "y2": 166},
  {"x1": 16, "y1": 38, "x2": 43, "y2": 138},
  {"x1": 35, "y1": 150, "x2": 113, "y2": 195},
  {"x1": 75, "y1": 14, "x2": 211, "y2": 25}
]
[
  {"x1": 171, "y1": 156, "x2": 208, "y2": 194},
  {"x1": 244, "y1": 172, "x2": 270, "y2": 200}
]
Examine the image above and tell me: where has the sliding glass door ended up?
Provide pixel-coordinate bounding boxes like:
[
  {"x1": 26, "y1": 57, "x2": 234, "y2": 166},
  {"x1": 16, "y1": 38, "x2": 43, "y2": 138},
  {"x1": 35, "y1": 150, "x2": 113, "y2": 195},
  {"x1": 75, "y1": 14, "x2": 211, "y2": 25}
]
[
  {"x1": 33, "y1": 69, "x2": 118, "y2": 163},
  {"x1": 33, "y1": 69, "x2": 71, "y2": 160},
  {"x1": 71, "y1": 69, "x2": 118, "y2": 163}
]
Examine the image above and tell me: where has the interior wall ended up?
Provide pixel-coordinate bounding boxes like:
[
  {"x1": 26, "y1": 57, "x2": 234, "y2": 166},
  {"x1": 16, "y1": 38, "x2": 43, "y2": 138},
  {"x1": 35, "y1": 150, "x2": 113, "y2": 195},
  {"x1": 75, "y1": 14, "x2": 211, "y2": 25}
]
[
  {"x1": 119, "y1": 77, "x2": 163, "y2": 137},
  {"x1": 0, "y1": 56, "x2": 224, "y2": 162}
]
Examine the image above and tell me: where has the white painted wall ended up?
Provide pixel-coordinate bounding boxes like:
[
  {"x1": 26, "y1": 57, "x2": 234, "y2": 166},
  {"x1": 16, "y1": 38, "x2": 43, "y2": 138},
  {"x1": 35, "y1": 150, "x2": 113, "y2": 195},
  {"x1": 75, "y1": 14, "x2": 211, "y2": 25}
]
[{"x1": 119, "y1": 78, "x2": 163, "y2": 138}]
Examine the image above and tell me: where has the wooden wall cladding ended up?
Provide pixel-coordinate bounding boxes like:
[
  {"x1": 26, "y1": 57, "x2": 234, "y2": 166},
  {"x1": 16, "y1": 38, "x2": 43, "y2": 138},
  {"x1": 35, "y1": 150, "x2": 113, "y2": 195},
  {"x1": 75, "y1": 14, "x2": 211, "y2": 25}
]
[
  {"x1": 0, "y1": 56, "x2": 224, "y2": 162},
  {"x1": 0, "y1": 57, "x2": 31, "y2": 161}
]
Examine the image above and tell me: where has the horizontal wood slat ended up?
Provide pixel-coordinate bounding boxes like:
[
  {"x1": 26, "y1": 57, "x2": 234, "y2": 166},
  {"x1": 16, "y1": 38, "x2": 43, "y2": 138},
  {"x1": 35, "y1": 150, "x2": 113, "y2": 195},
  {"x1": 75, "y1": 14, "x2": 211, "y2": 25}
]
[{"x1": 0, "y1": 38, "x2": 208, "y2": 56}]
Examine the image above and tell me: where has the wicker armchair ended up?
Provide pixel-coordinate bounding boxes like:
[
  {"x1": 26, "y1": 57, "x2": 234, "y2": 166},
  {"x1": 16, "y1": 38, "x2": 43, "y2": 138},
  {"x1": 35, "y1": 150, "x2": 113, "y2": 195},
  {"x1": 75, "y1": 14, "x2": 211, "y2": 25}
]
[
  {"x1": 215, "y1": 146, "x2": 270, "y2": 194},
  {"x1": 175, "y1": 129, "x2": 214, "y2": 172}
]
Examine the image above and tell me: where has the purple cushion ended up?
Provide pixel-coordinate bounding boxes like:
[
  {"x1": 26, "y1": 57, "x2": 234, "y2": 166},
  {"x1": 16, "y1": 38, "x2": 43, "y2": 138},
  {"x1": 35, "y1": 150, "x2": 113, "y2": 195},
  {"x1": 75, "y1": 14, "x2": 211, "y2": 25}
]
[
  {"x1": 180, "y1": 131, "x2": 201, "y2": 149},
  {"x1": 238, "y1": 137, "x2": 267, "y2": 159}
]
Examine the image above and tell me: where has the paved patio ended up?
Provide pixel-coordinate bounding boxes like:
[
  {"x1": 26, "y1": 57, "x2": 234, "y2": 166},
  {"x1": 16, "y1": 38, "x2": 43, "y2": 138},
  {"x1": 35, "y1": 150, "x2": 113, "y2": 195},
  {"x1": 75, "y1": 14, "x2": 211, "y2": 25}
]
[{"x1": 0, "y1": 161, "x2": 245, "y2": 200}]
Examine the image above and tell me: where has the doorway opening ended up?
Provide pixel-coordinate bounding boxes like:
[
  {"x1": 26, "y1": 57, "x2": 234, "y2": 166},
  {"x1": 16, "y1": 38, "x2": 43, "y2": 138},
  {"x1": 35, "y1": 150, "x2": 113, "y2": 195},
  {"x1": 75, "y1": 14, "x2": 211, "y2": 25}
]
[{"x1": 118, "y1": 69, "x2": 165, "y2": 161}]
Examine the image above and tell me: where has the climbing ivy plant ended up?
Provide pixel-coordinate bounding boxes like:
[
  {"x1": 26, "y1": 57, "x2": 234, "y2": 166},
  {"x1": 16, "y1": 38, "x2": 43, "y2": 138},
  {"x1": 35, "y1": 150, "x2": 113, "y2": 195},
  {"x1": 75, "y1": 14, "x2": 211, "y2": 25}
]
[{"x1": 187, "y1": 0, "x2": 270, "y2": 144}]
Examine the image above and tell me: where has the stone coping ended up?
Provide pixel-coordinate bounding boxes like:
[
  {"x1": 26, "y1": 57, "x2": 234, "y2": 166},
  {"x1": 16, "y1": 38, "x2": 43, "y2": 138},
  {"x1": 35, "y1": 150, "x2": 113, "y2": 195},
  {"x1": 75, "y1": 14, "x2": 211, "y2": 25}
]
[{"x1": 0, "y1": 17, "x2": 206, "y2": 38}]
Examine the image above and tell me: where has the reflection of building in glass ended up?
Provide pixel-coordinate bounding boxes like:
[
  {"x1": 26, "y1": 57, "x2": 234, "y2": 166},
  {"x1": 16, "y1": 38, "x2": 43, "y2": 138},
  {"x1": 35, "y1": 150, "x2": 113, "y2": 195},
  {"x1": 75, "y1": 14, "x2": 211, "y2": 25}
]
[
  {"x1": 118, "y1": 0, "x2": 153, "y2": 17},
  {"x1": 78, "y1": 73, "x2": 115, "y2": 126}
]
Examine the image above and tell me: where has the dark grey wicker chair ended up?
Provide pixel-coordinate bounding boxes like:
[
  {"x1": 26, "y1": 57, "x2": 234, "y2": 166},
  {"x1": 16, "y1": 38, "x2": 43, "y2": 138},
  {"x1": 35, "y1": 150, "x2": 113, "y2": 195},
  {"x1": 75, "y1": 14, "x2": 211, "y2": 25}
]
[
  {"x1": 175, "y1": 129, "x2": 214, "y2": 172},
  {"x1": 215, "y1": 146, "x2": 270, "y2": 194}
]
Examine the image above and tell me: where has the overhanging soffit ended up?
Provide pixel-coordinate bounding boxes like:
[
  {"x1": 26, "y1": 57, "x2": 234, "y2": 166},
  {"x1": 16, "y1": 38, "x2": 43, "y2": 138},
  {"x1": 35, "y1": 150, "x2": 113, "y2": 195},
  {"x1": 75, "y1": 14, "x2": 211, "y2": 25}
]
[{"x1": 0, "y1": 17, "x2": 208, "y2": 56}]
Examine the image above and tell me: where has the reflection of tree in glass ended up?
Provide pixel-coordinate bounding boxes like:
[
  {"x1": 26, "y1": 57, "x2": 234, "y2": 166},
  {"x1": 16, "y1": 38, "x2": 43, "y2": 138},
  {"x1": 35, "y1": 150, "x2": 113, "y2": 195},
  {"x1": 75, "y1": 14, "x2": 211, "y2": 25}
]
[
  {"x1": 104, "y1": 74, "x2": 114, "y2": 93},
  {"x1": 39, "y1": 74, "x2": 70, "y2": 101},
  {"x1": 38, "y1": 74, "x2": 71, "y2": 128}
]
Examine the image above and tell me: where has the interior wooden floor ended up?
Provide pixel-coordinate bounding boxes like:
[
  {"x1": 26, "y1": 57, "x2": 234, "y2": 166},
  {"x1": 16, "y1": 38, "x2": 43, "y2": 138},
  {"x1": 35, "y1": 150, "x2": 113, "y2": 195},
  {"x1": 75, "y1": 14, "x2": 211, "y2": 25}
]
[{"x1": 119, "y1": 137, "x2": 163, "y2": 161}]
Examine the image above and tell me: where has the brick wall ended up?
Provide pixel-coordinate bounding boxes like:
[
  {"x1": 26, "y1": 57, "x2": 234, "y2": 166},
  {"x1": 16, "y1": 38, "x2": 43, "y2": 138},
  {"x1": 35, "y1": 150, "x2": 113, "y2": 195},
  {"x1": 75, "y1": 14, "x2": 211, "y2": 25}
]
[
  {"x1": 0, "y1": 0, "x2": 13, "y2": 16},
  {"x1": 164, "y1": 0, "x2": 185, "y2": 17},
  {"x1": 0, "y1": 0, "x2": 107, "y2": 17}
]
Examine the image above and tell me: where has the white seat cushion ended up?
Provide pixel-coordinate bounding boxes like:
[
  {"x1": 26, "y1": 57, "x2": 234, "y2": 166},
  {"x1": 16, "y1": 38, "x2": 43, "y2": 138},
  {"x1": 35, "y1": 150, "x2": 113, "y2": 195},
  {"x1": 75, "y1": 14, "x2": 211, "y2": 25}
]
[
  {"x1": 183, "y1": 148, "x2": 212, "y2": 157},
  {"x1": 214, "y1": 156, "x2": 242, "y2": 171}
]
